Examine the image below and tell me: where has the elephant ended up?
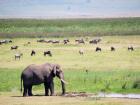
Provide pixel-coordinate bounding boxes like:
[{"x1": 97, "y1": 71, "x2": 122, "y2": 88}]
[{"x1": 21, "y1": 63, "x2": 66, "y2": 97}]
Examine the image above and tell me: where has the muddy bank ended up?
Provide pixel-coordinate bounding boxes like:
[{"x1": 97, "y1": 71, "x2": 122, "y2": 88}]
[{"x1": 64, "y1": 92, "x2": 140, "y2": 99}]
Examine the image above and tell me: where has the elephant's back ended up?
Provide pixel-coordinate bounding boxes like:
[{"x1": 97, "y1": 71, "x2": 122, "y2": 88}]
[{"x1": 22, "y1": 64, "x2": 44, "y2": 85}]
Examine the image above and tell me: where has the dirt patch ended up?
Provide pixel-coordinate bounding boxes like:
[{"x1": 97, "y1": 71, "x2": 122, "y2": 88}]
[
  {"x1": 63, "y1": 92, "x2": 140, "y2": 99},
  {"x1": 63, "y1": 92, "x2": 95, "y2": 97}
]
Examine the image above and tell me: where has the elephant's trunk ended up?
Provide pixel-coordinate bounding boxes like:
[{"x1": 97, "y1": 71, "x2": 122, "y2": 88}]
[{"x1": 59, "y1": 73, "x2": 66, "y2": 95}]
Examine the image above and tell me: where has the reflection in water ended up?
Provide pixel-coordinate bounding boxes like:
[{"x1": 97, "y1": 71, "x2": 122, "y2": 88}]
[{"x1": 96, "y1": 92, "x2": 140, "y2": 99}]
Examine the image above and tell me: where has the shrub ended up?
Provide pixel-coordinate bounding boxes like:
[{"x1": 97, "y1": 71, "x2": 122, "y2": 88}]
[{"x1": 132, "y1": 79, "x2": 140, "y2": 89}]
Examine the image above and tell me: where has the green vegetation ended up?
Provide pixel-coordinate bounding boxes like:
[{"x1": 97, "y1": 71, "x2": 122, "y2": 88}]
[
  {"x1": 0, "y1": 18, "x2": 140, "y2": 38},
  {"x1": 0, "y1": 68, "x2": 139, "y2": 93},
  {"x1": 0, "y1": 36, "x2": 140, "y2": 93}
]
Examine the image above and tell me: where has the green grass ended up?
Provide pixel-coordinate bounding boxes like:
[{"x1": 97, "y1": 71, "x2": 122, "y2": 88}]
[
  {"x1": 0, "y1": 18, "x2": 140, "y2": 38},
  {"x1": 63, "y1": 70, "x2": 140, "y2": 93},
  {"x1": 0, "y1": 68, "x2": 139, "y2": 93},
  {"x1": 0, "y1": 36, "x2": 140, "y2": 93}
]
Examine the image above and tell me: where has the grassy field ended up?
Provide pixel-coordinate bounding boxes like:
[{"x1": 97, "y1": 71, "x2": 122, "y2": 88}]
[
  {"x1": 0, "y1": 18, "x2": 140, "y2": 37},
  {"x1": 0, "y1": 18, "x2": 140, "y2": 105},
  {"x1": 0, "y1": 36, "x2": 140, "y2": 94}
]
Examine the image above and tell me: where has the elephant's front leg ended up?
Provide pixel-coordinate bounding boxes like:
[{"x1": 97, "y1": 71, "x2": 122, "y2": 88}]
[
  {"x1": 50, "y1": 81, "x2": 55, "y2": 96},
  {"x1": 44, "y1": 83, "x2": 49, "y2": 96}
]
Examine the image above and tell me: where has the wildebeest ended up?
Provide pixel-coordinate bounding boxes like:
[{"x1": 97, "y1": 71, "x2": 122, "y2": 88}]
[
  {"x1": 75, "y1": 39, "x2": 85, "y2": 44},
  {"x1": 95, "y1": 47, "x2": 101, "y2": 52},
  {"x1": 37, "y1": 39, "x2": 46, "y2": 43},
  {"x1": 24, "y1": 42, "x2": 31, "y2": 46},
  {"x1": 128, "y1": 46, "x2": 134, "y2": 51},
  {"x1": 111, "y1": 46, "x2": 115, "y2": 51},
  {"x1": 46, "y1": 40, "x2": 53, "y2": 43},
  {"x1": 52, "y1": 40, "x2": 60, "y2": 44},
  {"x1": 15, "y1": 53, "x2": 23, "y2": 60},
  {"x1": 89, "y1": 38, "x2": 102, "y2": 44},
  {"x1": 31, "y1": 50, "x2": 36, "y2": 56},
  {"x1": 0, "y1": 39, "x2": 12, "y2": 45},
  {"x1": 79, "y1": 49, "x2": 84, "y2": 55},
  {"x1": 89, "y1": 40, "x2": 98, "y2": 44},
  {"x1": 44, "y1": 51, "x2": 52, "y2": 56},
  {"x1": 11, "y1": 46, "x2": 18, "y2": 50},
  {"x1": 85, "y1": 69, "x2": 89, "y2": 74},
  {"x1": 63, "y1": 39, "x2": 70, "y2": 44}
]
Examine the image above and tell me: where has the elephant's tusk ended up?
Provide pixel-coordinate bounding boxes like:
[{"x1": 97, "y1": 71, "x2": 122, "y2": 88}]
[{"x1": 60, "y1": 79, "x2": 68, "y2": 84}]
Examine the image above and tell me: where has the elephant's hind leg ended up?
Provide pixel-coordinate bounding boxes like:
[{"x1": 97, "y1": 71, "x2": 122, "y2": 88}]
[
  {"x1": 28, "y1": 85, "x2": 33, "y2": 96},
  {"x1": 23, "y1": 85, "x2": 28, "y2": 97}
]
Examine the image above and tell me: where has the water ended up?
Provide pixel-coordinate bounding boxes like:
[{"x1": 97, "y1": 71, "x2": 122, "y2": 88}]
[{"x1": 96, "y1": 92, "x2": 140, "y2": 99}]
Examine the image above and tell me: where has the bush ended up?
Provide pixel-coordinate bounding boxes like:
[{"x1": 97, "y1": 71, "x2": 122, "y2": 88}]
[{"x1": 132, "y1": 79, "x2": 140, "y2": 89}]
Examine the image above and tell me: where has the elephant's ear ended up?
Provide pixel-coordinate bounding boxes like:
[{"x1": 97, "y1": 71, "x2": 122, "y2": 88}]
[
  {"x1": 53, "y1": 65, "x2": 57, "y2": 76},
  {"x1": 52, "y1": 64, "x2": 60, "y2": 76}
]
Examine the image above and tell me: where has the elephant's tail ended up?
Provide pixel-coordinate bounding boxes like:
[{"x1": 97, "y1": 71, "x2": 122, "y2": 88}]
[{"x1": 20, "y1": 75, "x2": 23, "y2": 93}]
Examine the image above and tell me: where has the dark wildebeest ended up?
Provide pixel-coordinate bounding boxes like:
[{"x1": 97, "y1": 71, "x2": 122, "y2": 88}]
[
  {"x1": 85, "y1": 69, "x2": 89, "y2": 74},
  {"x1": 79, "y1": 49, "x2": 84, "y2": 55},
  {"x1": 89, "y1": 40, "x2": 98, "y2": 44},
  {"x1": 15, "y1": 53, "x2": 23, "y2": 60},
  {"x1": 63, "y1": 39, "x2": 69, "y2": 44},
  {"x1": 44, "y1": 51, "x2": 52, "y2": 56},
  {"x1": 128, "y1": 46, "x2": 134, "y2": 51},
  {"x1": 11, "y1": 46, "x2": 18, "y2": 50},
  {"x1": 52, "y1": 40, "x2": 60, "y2": 44},
  {"x1": 46, "y1": 40, "x2": 53, "y2": 43},
  {"x1": 37, "y1": 39, "x2": 47, "y2": 43},
  {"x1": 89, "y1": 38, "x2": 101, "y2": 44},
  {"x1": 0, "y1": 39, "x2": 12, "y2": 45},
  {"x1": 31, "y1": 50, "x2": 36, "y2": 56},
  {"x1": 75, "y1": 39, "x2": 85, "y2": 44},
  {"x1": 6, "y1": 39, "x2": 12, "y2": 43},
  {"x1": 95, "y1": 47, "x2": 101, "y2": 52},
  {"x1": 111, "y1": 46, "x2": 115, "y2": 51}
]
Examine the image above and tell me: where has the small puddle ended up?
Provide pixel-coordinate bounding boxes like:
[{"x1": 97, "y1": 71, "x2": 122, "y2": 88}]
[
  {"x1": 95, "y1": 92, "x2": 140, "y2": 99},
  {"x1": 65, "y1": 92, "x2": 140, "y2": 99}
]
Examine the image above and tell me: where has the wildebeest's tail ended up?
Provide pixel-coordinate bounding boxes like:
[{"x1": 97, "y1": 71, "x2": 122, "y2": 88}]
[{"x1": 21, "y1": 74, "x2": 23, "y2": 93}]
